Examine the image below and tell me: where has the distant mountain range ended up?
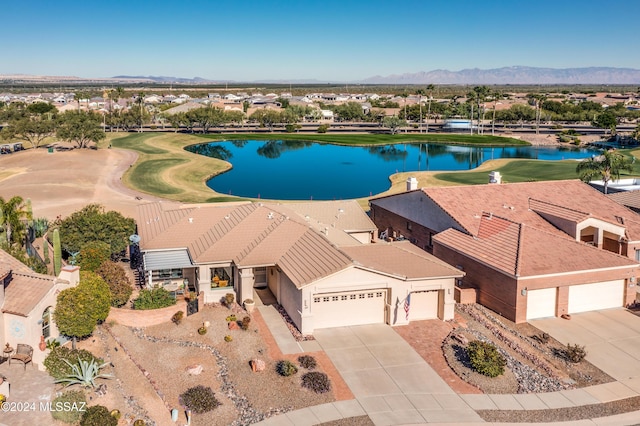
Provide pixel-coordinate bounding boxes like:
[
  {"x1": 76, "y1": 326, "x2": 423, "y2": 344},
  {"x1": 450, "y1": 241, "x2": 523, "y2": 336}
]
[
  {"x1": 361, "y1": 66, "x2": 640, "y2": 85},
  {"x1": 3, "y1": 67, "x2": 640, "y2": 85}
]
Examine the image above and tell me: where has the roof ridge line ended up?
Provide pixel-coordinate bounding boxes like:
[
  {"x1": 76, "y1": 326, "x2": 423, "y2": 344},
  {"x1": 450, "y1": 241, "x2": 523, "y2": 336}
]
[
  {"x1": 528, "y1": 197, "x2": 590, "y2": 217},
  {"x1": 235, "y1": 214, "x2": 287, "y2": 263}
]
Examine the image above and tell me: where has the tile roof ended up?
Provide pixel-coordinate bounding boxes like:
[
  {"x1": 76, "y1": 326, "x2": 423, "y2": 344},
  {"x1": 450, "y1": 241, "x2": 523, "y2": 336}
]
[
  {"x1": 421, "y1": 180, "x2": 640, "y2": 242},
  {"x1": 0, "y1": 250, "x2": 55, "y2": 317},
  {"x1": 434, "y1": 213, "x2": 637, "y2": 277},
  {"x1": 608, "y1": 190, "x2": 640, "y2": 213}
]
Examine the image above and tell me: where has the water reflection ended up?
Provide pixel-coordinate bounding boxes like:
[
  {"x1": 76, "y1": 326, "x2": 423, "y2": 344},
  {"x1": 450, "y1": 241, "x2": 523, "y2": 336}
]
[{"x1": 185, "y1": 140, "x2": 599, "y2": 200}]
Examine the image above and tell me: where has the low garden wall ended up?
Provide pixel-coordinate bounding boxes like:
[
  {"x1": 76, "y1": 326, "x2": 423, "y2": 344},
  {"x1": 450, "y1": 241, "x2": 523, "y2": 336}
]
[{"x1": 107, "y1": 300, "x2": 188, "y2": 327}]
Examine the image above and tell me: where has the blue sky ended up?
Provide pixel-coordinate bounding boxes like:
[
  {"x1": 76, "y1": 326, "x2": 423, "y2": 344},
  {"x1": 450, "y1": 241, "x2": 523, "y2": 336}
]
[{"x1": 2, "y1": 0, "x2": 639, "y2": 81}]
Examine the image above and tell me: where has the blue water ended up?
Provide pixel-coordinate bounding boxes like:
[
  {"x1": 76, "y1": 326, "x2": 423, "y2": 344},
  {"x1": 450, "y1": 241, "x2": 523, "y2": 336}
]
[{"x1": 186, "y1": 140, "x2": 600, "y2": 200}]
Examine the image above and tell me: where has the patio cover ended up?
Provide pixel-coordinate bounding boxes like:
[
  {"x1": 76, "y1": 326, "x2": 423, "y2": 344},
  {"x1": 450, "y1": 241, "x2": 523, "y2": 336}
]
[{"x1": 143, "y1": 249, "x2": 193, "y2": 271}]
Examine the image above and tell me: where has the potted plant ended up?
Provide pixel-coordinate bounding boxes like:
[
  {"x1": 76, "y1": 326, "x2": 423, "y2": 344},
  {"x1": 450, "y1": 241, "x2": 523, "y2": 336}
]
[{"x1": 244, "y1": 299, "x2": 255, "y2": 313}]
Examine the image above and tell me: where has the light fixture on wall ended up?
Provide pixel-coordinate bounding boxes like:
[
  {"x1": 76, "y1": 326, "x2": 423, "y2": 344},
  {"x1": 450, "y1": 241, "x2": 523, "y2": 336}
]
[{"x1": 521, "y1": 287, "x2": 528, "y2": 296}]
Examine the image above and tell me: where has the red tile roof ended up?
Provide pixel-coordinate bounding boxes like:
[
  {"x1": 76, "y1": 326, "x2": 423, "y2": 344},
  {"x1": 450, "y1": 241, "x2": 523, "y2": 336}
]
[
  {"x1": 422, "y1": 180, "x2": 640, "y2": 242},
  {"x1": 0, "y1": 250, "x2": 56, "y2": 317}
]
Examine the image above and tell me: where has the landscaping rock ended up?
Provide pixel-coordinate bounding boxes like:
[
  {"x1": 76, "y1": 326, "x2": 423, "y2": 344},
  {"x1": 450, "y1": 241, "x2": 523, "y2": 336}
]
[
  {"x1": 186, "y1": 364, "x2": 203, "y2": 375},
  {"x1": 250, "y1": 359, "x2": 265, "y2": 372}
]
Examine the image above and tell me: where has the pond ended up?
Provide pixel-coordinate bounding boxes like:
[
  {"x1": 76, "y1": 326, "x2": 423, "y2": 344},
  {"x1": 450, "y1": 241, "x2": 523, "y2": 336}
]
[{"x1": 186, "y1": 140, "x2": 600, "y2": 200}]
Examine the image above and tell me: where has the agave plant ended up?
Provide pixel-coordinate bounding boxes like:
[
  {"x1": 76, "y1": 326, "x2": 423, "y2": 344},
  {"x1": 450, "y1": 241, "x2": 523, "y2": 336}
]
[{"x1": 54, "y1": 357, "x2": 113, "y2": 388}]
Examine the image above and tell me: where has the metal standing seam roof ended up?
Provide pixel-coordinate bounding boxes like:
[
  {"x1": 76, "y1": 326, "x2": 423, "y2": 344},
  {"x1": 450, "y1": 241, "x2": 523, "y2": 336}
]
[{"x1": 143, "y1": 249, "x2": 193, "y2": 271}]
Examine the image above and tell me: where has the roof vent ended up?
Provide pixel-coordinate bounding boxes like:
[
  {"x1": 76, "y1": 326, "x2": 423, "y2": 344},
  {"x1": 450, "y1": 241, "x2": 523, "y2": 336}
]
[
  {"x1": 224, "y1": 215, "x2": 230, "y2": 220},
  {"x1": 188, "y1": 218, "x2": 193, "y2": 223},
  {"x1": 267, "y1": 212, "x2": 274, "y2": 220},
  {"x1": 406, "y1": 177, "x2": 418, "y2": 191}
]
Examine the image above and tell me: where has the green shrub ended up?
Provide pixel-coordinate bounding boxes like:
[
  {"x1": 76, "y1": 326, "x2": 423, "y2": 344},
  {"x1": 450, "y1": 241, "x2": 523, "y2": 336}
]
[
  {"x1": 301, "y1": 372, "x2": 331, "y2": 393},
  {"x1": 224, "y1": 335, "x2": 233, "y2": 342},
  {"x1": 225, "y1": 314, "x2": 237, "y2": 322},
  {"x1": 179, "y1": 385, "x2": 221, "y2": 414},
  {"x1": 95, "y1": 261, "x2": 133, "y2": 307},
  {"x1": 240, "y1": 316, "x2": 251, "y2": 331},
  {"x1": 50, "y1": 390, "x2": 86, "y2": 424},
  {"x1": 467, "y1": 340, "x2": 506, "y2": 378},
  {"x1": 197, "y1": 326, "x2": 207, "y2": 335},
  {"x1": 224, "y1": 293, "x2": 235, "y2": 307},
  {"x1": 276, "y1": 360, "x2": 298, "y2": 377},
  {"x1": 317, "y1": 124, "x2": 329, "y2": 133},
  {"x1": 298, "y1": 355, "x2": 317, "y2": 370},
  {"x1": 565, "y1": 343, "x2": 587, "y2": 363},
  {"x1": 80, "y1": 405, "x2": 117, "y2": 426},
  {"x1": 172, "y1": 310, "x2": 184, "y2": 325},
  {"x1": 44, "y1": 347, "x2": 103, "y2": 380},
  {"x1": 79, "y1": 241, "x2": 112, "y2": 272},
  {"x1": 133, "y1": 288, "x2": 176, "y2": 310}
]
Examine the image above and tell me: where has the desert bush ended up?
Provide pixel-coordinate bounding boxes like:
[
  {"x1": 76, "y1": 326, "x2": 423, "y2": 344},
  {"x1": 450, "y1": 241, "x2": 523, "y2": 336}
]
[
  {"x1": 565, "y1": 343, "x2": 587, "y2": 363},
  {"x1": 133, "y1": 288, "x2": 176, "y2": 310},
  {"x1": 224, "y1": 335, "x2": 233, "y2": 342},
  {"x1": 50, "y1": 390, "x2": 86, "y2": 423},
  {"x1": 224, "y1": 293, "x2": 235, "y2": 307},
  {"x1": 298, "y1": 355, "x2": 317, "y2": 370},
  {"x1": 95, "y1": 261, "x2": 133, "y2": 307},
  {"x1": 197, "y1": 326, "x2": 207, "y2": 335},
  {"x1": 225, "y1": 314, "x2": 237, "y2": 322},
  {"x1": 276, "y1": 360, "x2": 298, "y2": 377},
  {"x1": 171, "y1": 310, "x2": 184, "y2": 325},
  {"x1": 240, "y1": 316, "x2": 251, "y2": 331},
  {"x1": 301, "y1": 372, "x2": 331, "y2": 393},
  {"x1": 44, "y1": 347, "x2": 103, "y2": 380},
  {"x1": 179, "y1": 385, "x2": 221, "y2": 414},
  {"x1": 317, "y1": 124, "x2": 329, "y2": 133},
  {"x1": 80, "y1": 405, "x2": 117, "y2": 426},
  {"x1": 467, "y1": 340, "x2": 506, "y2": 378}
]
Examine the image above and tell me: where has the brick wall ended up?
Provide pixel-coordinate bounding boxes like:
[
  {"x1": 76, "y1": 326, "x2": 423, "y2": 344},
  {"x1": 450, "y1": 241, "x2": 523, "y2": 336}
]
[{"x1": 370, "y1": 205, "x2": 436, "y2": 252}]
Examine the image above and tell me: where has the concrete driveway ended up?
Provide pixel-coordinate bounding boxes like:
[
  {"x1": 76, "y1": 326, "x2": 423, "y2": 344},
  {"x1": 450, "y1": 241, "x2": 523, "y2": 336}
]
[
  {"x1": 313, "y1": 324, "x2": 483, "y2": 425},
  {"x1": 530, "y1": 308, "x2": 640, "y2": 382}
]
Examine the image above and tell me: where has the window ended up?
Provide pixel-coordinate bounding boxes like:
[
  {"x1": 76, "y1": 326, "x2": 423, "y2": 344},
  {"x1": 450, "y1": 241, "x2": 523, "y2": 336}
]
[
  {"x1": 636, "y1": 249, "x2": 640, "y2": 262},
  {"x1": 153, "y1": 268, "x2": 183, "y2": 280},
  {"x1": 42, "y1": 306, "x2": 52, "y2": 339},
  {"x1": 428, "y1": 233, "x2": 433, "y2": 248},
  {"x1": 406, "y1": 221, "x2": 412, "y2": 231},
  {"x1": 211, "y1": 266, "x2": 234, "y2": 289}
]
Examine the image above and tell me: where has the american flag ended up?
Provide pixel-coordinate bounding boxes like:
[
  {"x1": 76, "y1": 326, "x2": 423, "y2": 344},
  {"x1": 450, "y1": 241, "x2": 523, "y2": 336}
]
[{"x1": 404, "y1": 293, "x2": 411, "y2": 320}]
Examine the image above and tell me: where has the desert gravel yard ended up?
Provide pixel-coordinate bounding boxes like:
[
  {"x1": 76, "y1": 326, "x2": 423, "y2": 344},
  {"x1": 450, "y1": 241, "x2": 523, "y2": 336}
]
[{"x1": 80, "y1": 302, "x2": 339, "y2": 425}]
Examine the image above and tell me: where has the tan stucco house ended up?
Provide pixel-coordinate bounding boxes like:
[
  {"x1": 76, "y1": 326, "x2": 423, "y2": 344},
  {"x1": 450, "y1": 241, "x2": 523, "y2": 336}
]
[
  {"x1": 136, "y1": 200, "x2": 463, "y2": 334},
  {"x1": 369, "y1": 180, "x2": 640, "y2": 323},
  {"x1": 1, "y1": 250, "x2": 80, "y2": 370}
]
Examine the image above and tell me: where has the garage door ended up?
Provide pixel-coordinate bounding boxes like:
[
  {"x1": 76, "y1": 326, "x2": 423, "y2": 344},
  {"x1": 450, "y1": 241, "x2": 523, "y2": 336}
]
[
  {"x1": 526, "y1": 288, "x2": 557, "y2": 320},
  {"x1": 409, "y1": 290, "x2": 440, "y2": 320},
  {"x1": 568, "y1": 280, "x2": 624, "y2": 314},
  {"x1": 312, "y1": 290, "x2": 386, "y2": 329}
]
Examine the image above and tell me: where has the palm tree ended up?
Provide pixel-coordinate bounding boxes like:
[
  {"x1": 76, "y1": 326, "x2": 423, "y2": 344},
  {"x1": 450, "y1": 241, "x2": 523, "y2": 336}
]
[
  {"x1": 415, "y1": 89, "x2": 425, "y2": 133},
  {"x1": 576, "y1": 150, "x2": 634, "y2": 194},
  {"x1": 399, "y1": 91, "x2": 409, "y2": 132},
  {"x1": 0, "y1": 196, "x2": 31, "y2": 246},
  {"x1": 491, "y1": 91, "x2": 502, "y2": 136},
  {"x1": 425, "y1": 84, "x2": 435, "y2": 133},
  {"x1": 466, "y1": 91, "x2": 476, "y2": 135}
]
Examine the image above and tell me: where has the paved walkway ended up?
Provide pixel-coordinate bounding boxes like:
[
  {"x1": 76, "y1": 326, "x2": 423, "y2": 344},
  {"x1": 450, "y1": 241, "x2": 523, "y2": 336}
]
[
  {"x1": 253, "y1": 309, "x2": 640, "y2": 426},
  {"x1": 0, "y1": 360, "x2": 56, "y2": 426}
]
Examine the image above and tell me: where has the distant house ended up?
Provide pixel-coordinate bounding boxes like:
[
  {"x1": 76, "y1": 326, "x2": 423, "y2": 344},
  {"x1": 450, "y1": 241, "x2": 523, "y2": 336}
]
[
  {"x1": 320, "y1": 110, "x2": 334, "y2": 121},
  {"x1": 135, "y1": 201, "x2": 462, "y2": 334},
  {"x1": 1, "y1": 250, "x2": 80, "y2": 370},
  {"x1": 370, "y1": 180, "x2": 640, "y2": 323}
]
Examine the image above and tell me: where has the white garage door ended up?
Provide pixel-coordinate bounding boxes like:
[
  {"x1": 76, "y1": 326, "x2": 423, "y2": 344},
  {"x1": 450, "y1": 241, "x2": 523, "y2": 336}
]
[
  {"x1": 526, "y1": 288, "x2": 557, "y2": 320},
  {"x1": 312, "y1": 290, "x2": 386, "y2": 329},
  {"x1": 568, "y1": 280, "x2": 624, "y2": 314},
  {"x1": 409, "y1": 290, "x2": 440, "y2": 320}
]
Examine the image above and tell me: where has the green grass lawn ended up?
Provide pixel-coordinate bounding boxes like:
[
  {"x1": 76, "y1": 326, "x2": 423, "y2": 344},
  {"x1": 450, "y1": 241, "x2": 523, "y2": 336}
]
[
  {"x1": 127, "y1": 158, "x2": 186, "y2": 195},
  {"x1": 193, "y1": 132, "x2": 529, "y2": 146},
  {"x1": 435, "y1": 155, "x2": 640, "y2": 185}
]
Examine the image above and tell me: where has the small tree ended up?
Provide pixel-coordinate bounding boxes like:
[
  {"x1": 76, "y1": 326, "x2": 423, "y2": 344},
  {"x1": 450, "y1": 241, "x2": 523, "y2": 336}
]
[
  {"x1": 95, "y1": 261, "x2": 133, "y2": 307},
  {"x1": 382, "y1": 116, "x2": 406, "y2": 135},
  {"x1": 53, "y1": 271, "x2": 111, "y2": 348},
  {"x1": 56, "y1": 110, "x2": 106, "y2": 148},
  {"x1": 79, "y1": 241, "x2": 111, "y2": 272}
]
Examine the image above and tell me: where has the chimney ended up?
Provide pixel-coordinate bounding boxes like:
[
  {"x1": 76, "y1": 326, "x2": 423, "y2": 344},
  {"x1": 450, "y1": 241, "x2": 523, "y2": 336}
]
[
  {"x1": 406, "y1": 177, "x2": 418, "y2": 191},
  {"x1": 489, "y1": 171, "x2": 502, "y2": 184}
]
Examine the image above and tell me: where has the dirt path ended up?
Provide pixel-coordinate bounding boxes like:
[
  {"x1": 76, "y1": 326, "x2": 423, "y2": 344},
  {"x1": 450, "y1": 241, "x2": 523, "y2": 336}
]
[{"x1": 0, "y1": 148, "x2": 178, "y2": 220}]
